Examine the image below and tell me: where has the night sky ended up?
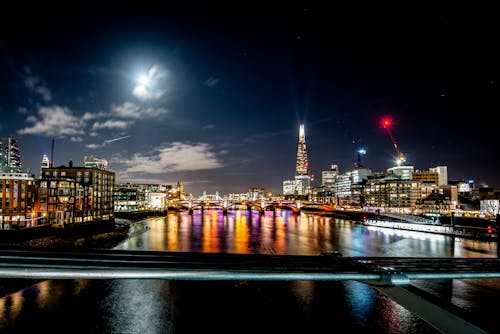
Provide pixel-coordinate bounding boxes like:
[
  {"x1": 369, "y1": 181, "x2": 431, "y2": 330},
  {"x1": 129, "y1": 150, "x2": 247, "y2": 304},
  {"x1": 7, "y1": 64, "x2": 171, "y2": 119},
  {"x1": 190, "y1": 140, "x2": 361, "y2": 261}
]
[{"x1": 0, "y1": 2, "x2": 498, "y2": 196}]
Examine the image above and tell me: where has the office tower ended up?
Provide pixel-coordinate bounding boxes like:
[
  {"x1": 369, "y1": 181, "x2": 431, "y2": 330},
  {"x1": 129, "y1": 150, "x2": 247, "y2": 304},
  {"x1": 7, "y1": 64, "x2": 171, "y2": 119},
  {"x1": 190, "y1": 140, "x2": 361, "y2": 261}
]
[{"x1": 295, "y1": 124, "x2": 309, "y2": 176}]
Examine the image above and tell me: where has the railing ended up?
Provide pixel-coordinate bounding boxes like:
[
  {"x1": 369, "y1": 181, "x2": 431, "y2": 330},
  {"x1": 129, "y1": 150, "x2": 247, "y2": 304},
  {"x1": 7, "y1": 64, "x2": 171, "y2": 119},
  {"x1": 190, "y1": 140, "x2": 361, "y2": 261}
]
[{"x1": 1, "y1": 248, "x2": 500, "y2": 283}]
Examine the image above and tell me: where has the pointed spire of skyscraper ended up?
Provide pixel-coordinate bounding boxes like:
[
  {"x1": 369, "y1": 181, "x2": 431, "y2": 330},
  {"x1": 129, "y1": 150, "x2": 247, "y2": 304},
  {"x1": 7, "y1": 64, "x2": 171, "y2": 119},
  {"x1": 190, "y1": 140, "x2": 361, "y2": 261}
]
[{"x1": 295, "y1": 124, "x2": 309, "y2": 176}]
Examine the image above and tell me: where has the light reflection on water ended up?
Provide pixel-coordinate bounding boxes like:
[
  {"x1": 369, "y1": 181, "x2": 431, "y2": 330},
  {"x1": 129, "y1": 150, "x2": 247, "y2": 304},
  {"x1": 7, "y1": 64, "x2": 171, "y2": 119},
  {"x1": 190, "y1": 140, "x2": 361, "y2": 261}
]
[
  {"x1": 99, "y1": 280, "x2": 174, "y2": 334},
  {"x1": 0, "y1": 210, "x2": 498, "y2": 333}
]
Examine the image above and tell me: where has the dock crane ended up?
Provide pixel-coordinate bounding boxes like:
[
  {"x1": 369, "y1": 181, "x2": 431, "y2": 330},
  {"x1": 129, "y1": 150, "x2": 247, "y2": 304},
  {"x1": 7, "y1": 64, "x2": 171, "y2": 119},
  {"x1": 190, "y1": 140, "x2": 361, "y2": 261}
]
[{"x1": 381, "y1": 118, "x2": 405, "y2": 166}]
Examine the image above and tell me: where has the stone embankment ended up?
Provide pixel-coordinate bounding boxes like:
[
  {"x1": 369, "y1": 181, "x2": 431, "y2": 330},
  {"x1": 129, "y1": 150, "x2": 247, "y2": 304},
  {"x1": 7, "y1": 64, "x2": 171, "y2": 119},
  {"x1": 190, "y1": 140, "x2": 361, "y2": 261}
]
[
  {"x1": 0, "y1": 221, "x2": 131, "y2": 249},
  {"x1": 0, "y1": 219, "x2": 134, "y2": 298}
]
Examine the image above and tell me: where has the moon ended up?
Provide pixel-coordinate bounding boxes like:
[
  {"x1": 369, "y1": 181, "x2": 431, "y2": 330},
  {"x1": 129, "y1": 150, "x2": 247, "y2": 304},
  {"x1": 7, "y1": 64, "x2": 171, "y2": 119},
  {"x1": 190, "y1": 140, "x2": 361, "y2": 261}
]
[{"x1": 138, "y1": 75, "x2": 149, "y2": 86}]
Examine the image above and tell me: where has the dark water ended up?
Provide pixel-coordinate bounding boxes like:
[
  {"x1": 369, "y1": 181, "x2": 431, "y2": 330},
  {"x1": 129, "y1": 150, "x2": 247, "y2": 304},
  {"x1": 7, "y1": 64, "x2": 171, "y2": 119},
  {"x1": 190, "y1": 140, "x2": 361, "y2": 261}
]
[{"x1": 1, "y1": 210, "x2": 499, "y2": 333}]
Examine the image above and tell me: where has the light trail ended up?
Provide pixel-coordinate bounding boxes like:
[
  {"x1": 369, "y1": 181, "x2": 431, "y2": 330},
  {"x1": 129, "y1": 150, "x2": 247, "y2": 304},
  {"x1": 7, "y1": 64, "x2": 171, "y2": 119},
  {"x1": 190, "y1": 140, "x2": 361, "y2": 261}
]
[{"x1": 103, "y1": 135, "x2": 131, "y2": 144}]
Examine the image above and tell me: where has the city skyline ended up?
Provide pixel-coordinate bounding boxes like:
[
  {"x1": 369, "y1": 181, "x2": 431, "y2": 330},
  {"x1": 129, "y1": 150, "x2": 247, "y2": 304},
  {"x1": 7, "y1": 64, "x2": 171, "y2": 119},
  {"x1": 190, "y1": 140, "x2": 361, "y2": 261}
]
[{"x1": 0, "y1": 3, "x2": 498, "y2": 196}]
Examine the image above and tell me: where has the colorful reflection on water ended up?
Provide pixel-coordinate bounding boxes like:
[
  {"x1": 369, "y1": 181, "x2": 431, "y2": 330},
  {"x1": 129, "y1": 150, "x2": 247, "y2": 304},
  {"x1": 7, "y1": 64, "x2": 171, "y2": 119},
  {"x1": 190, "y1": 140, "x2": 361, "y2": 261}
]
[{"x1": 0, "y1": 210, "x2": 498, "y2": 333}]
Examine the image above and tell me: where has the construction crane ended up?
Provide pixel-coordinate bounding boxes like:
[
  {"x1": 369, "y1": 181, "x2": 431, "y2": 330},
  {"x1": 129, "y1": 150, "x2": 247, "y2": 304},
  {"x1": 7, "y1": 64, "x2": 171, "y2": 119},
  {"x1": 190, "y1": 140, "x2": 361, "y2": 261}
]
[{"x1": 381, "y1": 117, "x2": 405, "y2": 166}]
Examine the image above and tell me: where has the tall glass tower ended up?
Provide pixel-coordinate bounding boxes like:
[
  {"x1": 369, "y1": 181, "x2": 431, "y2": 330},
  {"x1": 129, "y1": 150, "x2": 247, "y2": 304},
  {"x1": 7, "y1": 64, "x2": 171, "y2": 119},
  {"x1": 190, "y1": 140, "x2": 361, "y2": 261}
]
[
  {"x1": 283, "y1": 124, "x2": 311, "y2": 197},
  {"x1": 7, "y1": 137, "x2": 22, "y2": 172},
  {"x1": 295, "y1": 124, "x2": 309, "y2": 176},
  {"x1": 0, "y1": 140, "x2": 5, "y2": 171}
]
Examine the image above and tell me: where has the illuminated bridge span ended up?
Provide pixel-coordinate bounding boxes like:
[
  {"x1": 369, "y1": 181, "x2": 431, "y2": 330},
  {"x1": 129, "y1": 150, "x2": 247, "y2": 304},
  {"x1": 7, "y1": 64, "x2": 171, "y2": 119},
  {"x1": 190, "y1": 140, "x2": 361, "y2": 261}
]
[
  {"x1": 170, "y1": 198, "x2": 333, "y2": 213},
  {"x1": 1, "y1": 249, "x2": 497, "y2": 333}
]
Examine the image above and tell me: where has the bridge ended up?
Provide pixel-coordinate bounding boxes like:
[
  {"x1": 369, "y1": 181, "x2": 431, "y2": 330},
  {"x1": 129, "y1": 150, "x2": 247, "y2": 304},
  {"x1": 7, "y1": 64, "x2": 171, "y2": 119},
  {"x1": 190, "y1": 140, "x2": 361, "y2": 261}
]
[
  {"x1": 0, "y1": 248, "x2": 497, "y2": 333},
  {"x1": 168, "y1": 196, "x2": 333, "y2": 214}
]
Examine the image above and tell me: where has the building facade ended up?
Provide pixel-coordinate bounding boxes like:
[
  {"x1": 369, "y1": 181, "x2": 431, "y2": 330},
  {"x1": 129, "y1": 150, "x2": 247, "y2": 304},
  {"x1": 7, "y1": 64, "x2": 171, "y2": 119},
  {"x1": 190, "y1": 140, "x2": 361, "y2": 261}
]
[
  {"x1": 364, "y1": 178, "x2": 422, "y2": 213},
  {"x1": 40, "y1": 165, "x2": 115, "y2": 226},
  {"x1": 322, "y1": 164, "x2": 339, "y2": 187},
  {"x1": 0, "y1": 172, "x2": 38, "y2": 230}
]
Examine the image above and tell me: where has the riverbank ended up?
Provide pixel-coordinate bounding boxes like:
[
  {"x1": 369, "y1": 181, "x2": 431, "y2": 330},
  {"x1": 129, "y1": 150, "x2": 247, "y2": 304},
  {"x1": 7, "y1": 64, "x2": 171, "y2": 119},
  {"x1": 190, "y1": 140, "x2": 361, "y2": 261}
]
[
  {"x1": 0, "y1": 220, "x2": 132, "y2": 249},
  {"x1": 115, "y1": 210, "x2": 170, "y2": 219},
  {"x1": 0, "y1": 219, "x2": 135, "y2": 298}
]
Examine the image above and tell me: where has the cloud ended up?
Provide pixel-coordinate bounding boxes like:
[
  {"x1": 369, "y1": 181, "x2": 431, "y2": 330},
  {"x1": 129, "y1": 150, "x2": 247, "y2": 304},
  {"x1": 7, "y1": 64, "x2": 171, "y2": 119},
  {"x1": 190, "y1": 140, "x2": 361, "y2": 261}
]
[
  {"x1": 25, "y1": 115, "x2": 37, "y2": 123},
  {"x1": 203, "y1": 77, "x2": 220, "y2": 88},
  {"x1": 203, "y1": 124, "x2": 215, "y2": 129},
  {"x1": 34, "y1": 86, "x2": 52, "y2": 102},
  {"x1": 113, "y1": 142, "x2": 223, "y2": 174},
  {"x1": 17, "y1": 101, "x2": 169, "y2": 139},
  {"x1": 132, "y1": 64, "x2": 168, "y2": 100},
  {"x1": 115, "y1": 175, "x2": 172, "y2": 185},
  {"x1": 70, "y1": 136, "x2": 83, "y2": 142},
  {"x1": 23, "y1": 68, "x2": 52, "y2": 102},
  {"x1": 132, "y1": 85, "x2": 166, "y2": 100},
  {"x1": 91, "y1": 120, "x2": 129, "y2": 130},
  {"x1": 148, "y1": 65, "x2": 167, "y2": 79},
  {"x1": 17, "y1": 105, "x2": 84, "y2": 136},
  {"x1": 110, "y1": 101, "x2": 168, "y2": 119},
  {"x1": 82, "y1": 112, "x2": 102, "y2": 121},
  {"x1": 67, "y1": 102, "x2": 167, "y2": 136},
  {"x1": 86, "y1": 143, "x2": 104, "y2": 149}
]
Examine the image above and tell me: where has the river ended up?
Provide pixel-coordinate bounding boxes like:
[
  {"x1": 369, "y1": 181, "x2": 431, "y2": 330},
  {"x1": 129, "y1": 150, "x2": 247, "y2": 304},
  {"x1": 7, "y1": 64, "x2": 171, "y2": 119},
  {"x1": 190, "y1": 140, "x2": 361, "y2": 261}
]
[{"x1": 0, "y1": 210, "x2": 499, "y2": 333}]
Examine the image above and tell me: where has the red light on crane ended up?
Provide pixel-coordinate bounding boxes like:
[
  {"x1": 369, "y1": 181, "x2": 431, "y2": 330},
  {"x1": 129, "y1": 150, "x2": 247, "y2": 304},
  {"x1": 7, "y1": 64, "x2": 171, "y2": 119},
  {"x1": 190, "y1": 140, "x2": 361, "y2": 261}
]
[
  {"x1": 380, "y1": 117, "x2": 405, "y2": 165},
  {"x1": 381, "y1": 118, "x2": 392, "y2": 129}
]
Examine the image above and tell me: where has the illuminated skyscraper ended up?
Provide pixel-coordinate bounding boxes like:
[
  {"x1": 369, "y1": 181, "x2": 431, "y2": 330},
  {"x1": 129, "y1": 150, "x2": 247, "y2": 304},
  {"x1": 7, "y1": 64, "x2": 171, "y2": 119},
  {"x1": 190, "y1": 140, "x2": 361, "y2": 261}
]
[
  {"x1": 0, "y1": 137, "x2": 22, "y2": 172},
  {"x1": 0, "y1": 140, "x2": 5, "y2": 170},
  {"x1": 41, "y1": 154, "x2": 50, "y2": 168},
  {"x1": 282, "y1": 124, "x2": 311, "y2": 197},
  {"x1": 40, "y1": 154, "x2": 50, "y2": 178},
  {"x1": 295, "y1": 124, "x2": 309, "y2": 176},
  {"x1": 8, "y1": 137, "x2": 22, "y2": 171}
]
